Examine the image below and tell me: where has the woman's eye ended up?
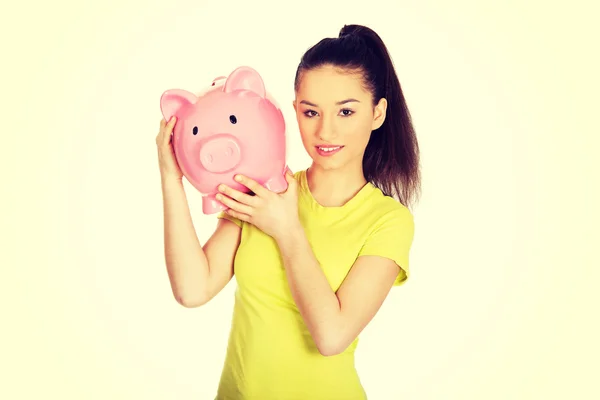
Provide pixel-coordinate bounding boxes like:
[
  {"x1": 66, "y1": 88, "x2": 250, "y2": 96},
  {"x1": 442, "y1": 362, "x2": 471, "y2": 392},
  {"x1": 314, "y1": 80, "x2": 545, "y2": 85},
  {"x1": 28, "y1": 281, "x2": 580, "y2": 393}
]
[{"x1": 303, "y1": 109, "x2": 353, "y2": 117}]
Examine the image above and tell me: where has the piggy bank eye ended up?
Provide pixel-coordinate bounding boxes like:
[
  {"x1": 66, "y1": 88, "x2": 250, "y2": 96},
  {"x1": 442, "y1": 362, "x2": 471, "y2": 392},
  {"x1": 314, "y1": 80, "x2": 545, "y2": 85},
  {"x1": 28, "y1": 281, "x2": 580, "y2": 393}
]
[
  {"x1": 192, "y1": 126, "x2": 198, "y2": 135},
  {"x1": 229, "y1": 115, "x2": 237, "y2": 124}
]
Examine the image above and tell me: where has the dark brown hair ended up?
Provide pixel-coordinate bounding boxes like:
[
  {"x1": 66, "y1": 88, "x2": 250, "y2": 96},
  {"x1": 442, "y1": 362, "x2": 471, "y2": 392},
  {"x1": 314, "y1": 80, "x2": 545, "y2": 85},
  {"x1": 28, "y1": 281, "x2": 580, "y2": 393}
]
[{"x1": 294, "y1": 24, "x2": 421, "y2": 209}]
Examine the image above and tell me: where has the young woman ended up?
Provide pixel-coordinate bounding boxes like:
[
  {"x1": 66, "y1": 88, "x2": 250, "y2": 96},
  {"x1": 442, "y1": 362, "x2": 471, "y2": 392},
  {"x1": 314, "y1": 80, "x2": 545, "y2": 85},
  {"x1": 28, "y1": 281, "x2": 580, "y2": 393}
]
[{"x1": 156, "y1": 24, "x2": 420, "y2": 400}]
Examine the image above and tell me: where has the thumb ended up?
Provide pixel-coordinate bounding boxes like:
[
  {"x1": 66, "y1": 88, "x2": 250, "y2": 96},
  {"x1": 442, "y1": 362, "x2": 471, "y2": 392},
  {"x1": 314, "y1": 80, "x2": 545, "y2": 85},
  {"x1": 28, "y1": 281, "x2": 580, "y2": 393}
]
[{"x1": 284, "y1": 168, "x2": 297, "y2": 192}]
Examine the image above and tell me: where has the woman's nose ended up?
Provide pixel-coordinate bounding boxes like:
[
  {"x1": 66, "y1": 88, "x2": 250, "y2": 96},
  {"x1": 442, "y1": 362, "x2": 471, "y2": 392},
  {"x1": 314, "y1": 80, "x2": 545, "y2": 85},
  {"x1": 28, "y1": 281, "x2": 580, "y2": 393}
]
[{"x1": 317, "y1": 117, "x2": 337, "y2": 141}]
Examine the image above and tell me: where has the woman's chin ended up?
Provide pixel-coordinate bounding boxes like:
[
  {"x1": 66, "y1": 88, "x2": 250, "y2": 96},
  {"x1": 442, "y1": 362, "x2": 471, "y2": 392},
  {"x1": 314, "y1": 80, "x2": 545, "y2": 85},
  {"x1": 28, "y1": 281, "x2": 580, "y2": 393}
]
[{"x1": 310, "y1": 156, "x2": 346, "y2": 171}]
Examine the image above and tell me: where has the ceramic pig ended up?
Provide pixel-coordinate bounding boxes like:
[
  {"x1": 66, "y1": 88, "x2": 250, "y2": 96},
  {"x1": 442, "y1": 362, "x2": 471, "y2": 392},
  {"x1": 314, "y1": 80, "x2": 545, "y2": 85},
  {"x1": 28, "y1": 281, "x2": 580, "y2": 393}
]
[{"x1": 160, "y1": 66, "x2": 289, "y2": 214}]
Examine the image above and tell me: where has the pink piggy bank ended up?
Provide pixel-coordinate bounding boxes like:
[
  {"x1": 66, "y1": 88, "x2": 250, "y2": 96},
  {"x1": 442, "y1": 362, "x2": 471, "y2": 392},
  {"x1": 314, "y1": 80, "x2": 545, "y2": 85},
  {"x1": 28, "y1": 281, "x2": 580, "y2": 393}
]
[{"x1": 160, "y1": 66, "x2": 289, "y2": 214}]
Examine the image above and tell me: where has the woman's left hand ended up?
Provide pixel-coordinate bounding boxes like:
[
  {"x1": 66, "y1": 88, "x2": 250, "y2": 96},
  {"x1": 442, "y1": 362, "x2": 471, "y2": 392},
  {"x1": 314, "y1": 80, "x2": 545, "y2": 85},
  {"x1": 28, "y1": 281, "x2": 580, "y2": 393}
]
[{"x1": 216, "y1": 170, "x2": 301, "y2": 240}]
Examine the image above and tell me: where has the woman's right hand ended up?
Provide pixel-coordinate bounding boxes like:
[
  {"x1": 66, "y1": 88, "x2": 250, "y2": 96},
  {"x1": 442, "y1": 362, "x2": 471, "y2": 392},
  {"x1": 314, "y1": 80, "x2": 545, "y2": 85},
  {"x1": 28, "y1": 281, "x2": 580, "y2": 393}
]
[{"x1": 156, "y1": 117, "x2": 183, "y2": 182}]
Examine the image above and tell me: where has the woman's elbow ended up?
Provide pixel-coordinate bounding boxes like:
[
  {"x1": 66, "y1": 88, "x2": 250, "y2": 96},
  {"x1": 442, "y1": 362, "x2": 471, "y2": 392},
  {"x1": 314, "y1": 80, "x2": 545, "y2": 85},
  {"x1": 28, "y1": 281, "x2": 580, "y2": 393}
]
[
  {"x1": 175, "y1": 291, "x2": 207, "y2": 308},
  {"x1": 314, "y1": 334, "x2": 347, "y2": 357}
]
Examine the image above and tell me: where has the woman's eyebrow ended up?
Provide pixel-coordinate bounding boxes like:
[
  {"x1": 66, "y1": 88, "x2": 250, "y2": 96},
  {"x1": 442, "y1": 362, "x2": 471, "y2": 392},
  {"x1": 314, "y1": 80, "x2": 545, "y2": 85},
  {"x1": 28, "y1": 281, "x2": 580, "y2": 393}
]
[{"x1": 299, "y1": 98, "x2": 361, "y2": 107}]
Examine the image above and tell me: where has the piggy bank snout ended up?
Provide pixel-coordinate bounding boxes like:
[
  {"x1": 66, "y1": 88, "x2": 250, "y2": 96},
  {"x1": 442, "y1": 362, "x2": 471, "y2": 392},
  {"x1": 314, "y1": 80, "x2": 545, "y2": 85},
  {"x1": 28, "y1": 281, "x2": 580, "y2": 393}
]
[{"x1": 199, "y1": 135, "x2": 242, "y2": 173}]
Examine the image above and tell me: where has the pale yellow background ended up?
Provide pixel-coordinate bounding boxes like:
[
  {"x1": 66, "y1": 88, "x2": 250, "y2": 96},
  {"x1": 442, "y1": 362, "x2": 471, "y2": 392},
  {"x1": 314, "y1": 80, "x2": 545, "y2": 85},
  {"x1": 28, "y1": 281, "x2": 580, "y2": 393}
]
[{"x1": 2, "y1": 0, "x2": 598, "y2": 399}]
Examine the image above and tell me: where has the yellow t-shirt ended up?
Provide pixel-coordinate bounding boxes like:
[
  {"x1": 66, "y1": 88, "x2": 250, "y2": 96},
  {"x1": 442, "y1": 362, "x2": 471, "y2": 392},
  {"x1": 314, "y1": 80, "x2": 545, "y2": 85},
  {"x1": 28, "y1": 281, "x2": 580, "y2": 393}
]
[{"x1": 214, "y1": 169, "x2": 414, "y2": 400}]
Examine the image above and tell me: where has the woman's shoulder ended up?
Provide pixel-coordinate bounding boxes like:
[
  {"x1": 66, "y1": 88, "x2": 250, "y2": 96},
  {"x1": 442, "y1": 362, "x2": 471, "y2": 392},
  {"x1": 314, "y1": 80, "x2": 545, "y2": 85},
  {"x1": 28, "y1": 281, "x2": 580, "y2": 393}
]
[
  {"x1": 365, "y1": 184, "x2": 413, "y2": 219},
  {"x1": 292, "y1": 168, "x2": 304, "y2": 180},
  {"x1": 334, "y1": 186, "x2": 412, "y2": 241}
]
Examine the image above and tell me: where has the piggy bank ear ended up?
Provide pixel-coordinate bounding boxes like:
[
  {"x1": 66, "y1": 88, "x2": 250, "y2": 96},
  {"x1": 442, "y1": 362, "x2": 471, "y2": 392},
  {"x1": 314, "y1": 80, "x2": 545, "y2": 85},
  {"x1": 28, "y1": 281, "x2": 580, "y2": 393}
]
[
  {"x1": 160, "y1": 89, "x2": 198, "y2": 121},
  {"x1": 224, "y1": 66, "x2": 266, "y2": 98}
]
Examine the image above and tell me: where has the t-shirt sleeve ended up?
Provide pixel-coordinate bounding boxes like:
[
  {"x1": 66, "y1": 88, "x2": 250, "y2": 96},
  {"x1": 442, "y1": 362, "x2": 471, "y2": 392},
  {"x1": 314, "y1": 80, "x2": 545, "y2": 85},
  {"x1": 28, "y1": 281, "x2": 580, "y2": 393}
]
[
  {"x1": 357, "y1": 207, "x2": 415, "y2": 286},
  {"x1": 216, "y1": 210, "x2": 243, "y2": 228}
]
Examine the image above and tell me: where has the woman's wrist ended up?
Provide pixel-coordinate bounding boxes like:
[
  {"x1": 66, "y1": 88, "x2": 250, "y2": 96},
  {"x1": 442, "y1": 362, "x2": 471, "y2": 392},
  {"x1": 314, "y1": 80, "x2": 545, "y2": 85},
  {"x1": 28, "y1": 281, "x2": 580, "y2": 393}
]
[
  {"x1": 274, "y1": 221, "x2": 305, "y2": 250},
  {"x1": 161, "y1": 174, "x2": 183, "y2": 187}
]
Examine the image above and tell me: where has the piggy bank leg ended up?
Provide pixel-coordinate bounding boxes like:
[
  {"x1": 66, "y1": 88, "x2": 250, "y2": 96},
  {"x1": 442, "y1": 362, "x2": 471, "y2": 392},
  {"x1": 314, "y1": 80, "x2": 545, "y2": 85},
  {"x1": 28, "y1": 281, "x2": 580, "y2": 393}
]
[
  {"x1": 263, "y1": 165, "x2": 290, "y2": 193},
  {"x1": 203, "y1": 193, "x2": 228, "y2": 214}
]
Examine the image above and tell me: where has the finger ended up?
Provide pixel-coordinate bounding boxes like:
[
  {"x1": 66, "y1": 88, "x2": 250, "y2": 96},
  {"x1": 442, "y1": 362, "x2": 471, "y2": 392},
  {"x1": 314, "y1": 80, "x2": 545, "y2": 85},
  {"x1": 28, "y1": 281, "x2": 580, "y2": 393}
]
[
  {"x1": 218, "y1": 184, "x2": 258, "y2": 206},
  {"x1": 285, "y1": 170, "x2": 297, "y2": 187},
  {"x1": 217, "y1": 193, "x2": 253, "y2": 216},
  {"x1": 157, "y1": 118, "x2": 168, "y2": 143},
  {"x1": 163, "y1": 117, "x2": 177, "y2": 146},
  {"x1": 234, "y1": 175, "x2": 269, "y2": 198},
  {"x1": 225, "y1": 208, "x2": 251, "y2": 223},
  {"x1": 281, "y1": 171, "x2": 297, "y2": 196},
  {"x1": 156, "y1": 119, "x2": 166, "y2": 144}
]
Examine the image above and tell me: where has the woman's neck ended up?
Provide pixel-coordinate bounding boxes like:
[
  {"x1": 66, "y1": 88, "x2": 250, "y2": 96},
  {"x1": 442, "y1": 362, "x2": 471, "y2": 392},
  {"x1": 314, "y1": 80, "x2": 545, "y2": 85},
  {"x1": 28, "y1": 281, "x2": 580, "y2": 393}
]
[{"x1": 305, "y1": 163, "x2": 368, "y2": 207}]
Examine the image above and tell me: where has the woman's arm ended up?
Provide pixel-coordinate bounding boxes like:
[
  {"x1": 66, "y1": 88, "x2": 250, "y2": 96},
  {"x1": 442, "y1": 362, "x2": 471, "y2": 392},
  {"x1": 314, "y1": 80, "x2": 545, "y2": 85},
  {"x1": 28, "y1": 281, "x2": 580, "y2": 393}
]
[
  {"x1": 161, "y1": 177, "x2": 241, "y2": 308},
  {"x1": 209, "y1": 172, "x2": 411, "y2": 352},
  {"x1": 275, "y1": 226, "x2": 399, "y2": 356}
]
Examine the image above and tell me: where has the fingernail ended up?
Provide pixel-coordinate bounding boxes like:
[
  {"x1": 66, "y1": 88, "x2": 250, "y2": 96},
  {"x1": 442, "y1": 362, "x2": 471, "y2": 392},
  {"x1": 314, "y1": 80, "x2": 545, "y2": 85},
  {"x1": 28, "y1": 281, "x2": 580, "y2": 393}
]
[{"x1": 235, "y1": 175, "x2": 242, "y2": 182}]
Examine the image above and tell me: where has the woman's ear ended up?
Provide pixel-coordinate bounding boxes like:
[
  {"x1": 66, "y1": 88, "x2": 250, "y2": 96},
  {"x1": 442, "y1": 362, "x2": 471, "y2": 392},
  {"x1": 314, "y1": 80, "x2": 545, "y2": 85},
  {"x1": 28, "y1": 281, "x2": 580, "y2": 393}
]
[{"x1": 372, "y1": 98, "x2": 387, "y2": 130}]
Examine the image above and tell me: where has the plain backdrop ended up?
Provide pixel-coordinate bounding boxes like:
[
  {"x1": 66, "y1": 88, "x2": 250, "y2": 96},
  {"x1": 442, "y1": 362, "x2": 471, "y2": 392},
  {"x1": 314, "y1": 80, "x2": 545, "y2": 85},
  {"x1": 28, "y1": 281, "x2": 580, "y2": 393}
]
[{"x1": 2, "y1": 0, "x2": 599, "y2": 399}]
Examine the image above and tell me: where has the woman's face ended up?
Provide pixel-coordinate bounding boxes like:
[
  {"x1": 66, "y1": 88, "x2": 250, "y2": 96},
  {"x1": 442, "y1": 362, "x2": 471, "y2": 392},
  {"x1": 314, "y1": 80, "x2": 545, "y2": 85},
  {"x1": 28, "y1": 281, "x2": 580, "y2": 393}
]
[{"x1": 293, "y1": 65, "x2": 387, "y2": 172}]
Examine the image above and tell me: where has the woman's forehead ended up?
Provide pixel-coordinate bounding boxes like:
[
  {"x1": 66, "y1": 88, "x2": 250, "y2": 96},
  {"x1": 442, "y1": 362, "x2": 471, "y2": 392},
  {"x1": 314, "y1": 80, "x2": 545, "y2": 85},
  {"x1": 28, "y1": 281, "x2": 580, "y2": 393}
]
[{"x1": 297, "y1": 67, "x2": 370, "y2": 103}]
